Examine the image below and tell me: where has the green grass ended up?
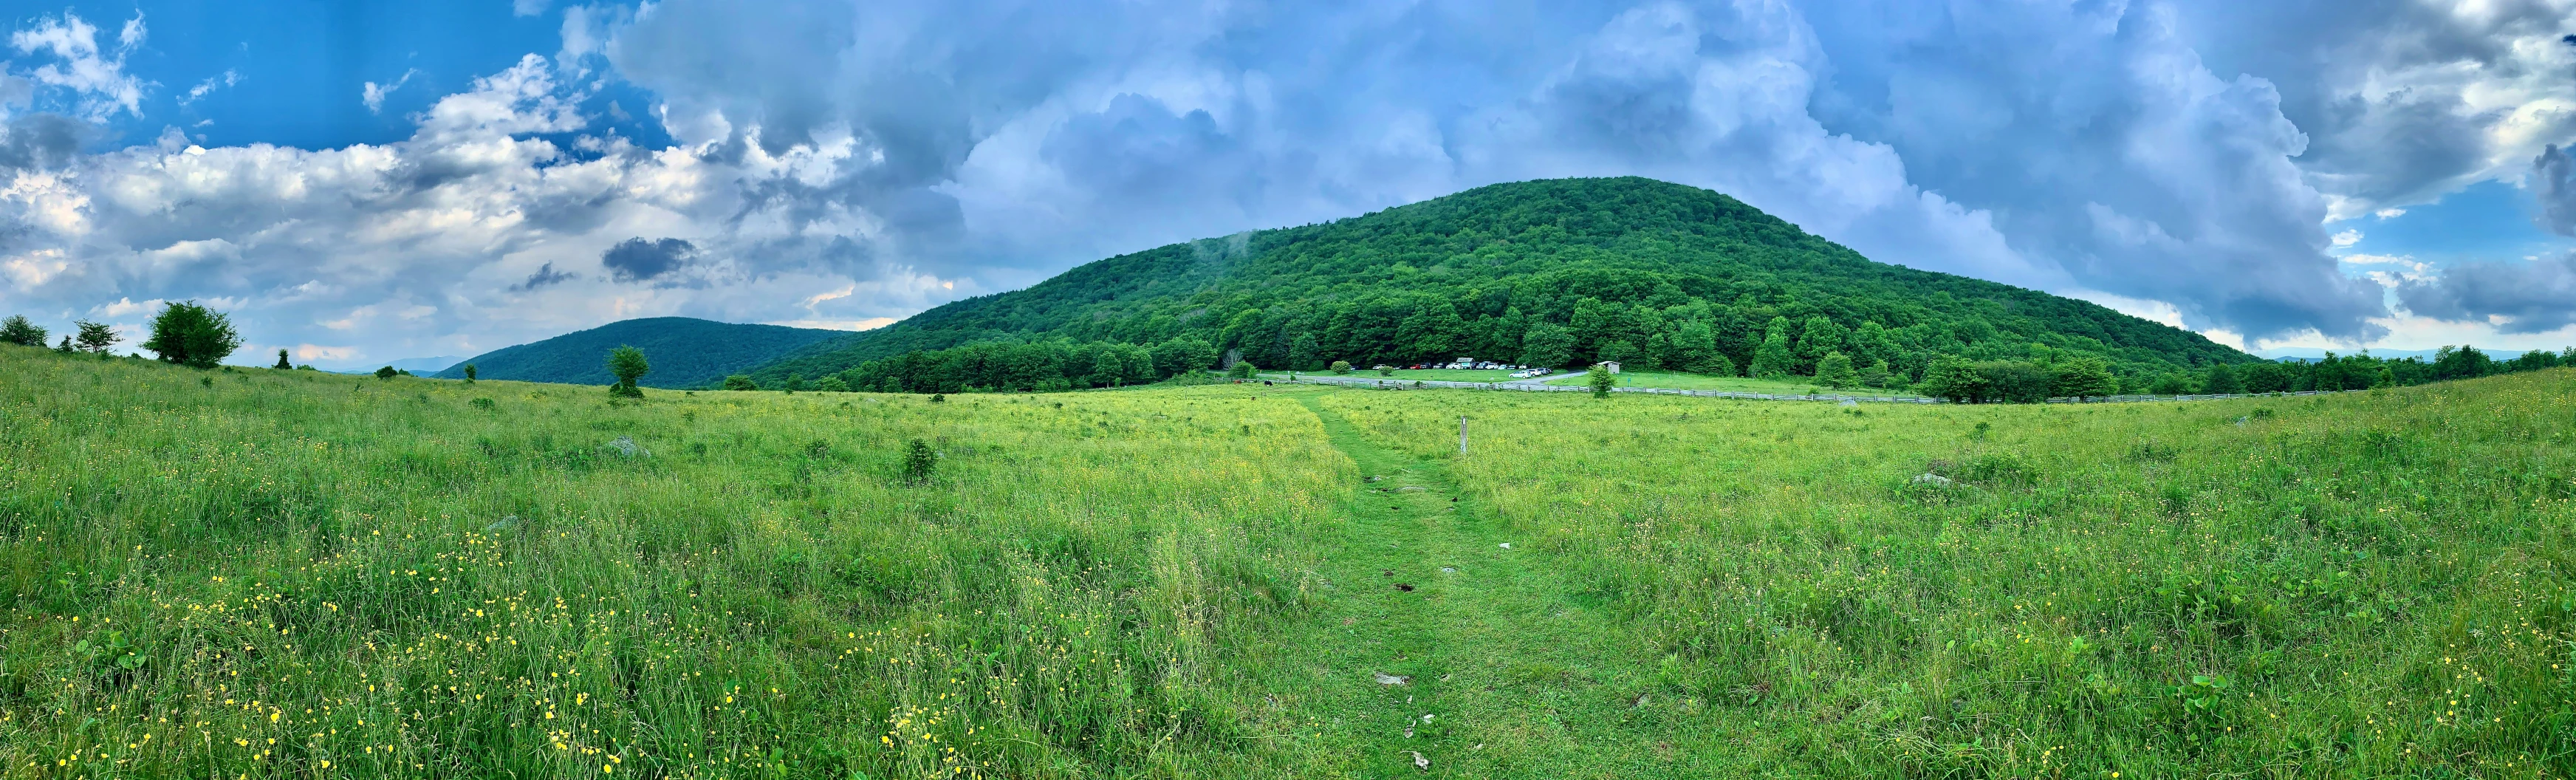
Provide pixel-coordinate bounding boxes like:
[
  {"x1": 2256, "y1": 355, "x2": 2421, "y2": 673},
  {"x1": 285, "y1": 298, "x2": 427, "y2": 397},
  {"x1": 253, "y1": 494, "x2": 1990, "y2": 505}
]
[
  {"x1": 1539, "y1": 369, "x2": 1916, "y2": 397},
  {"x1": 4, "y1": 346, "x2": 2572, "y2": 778}
]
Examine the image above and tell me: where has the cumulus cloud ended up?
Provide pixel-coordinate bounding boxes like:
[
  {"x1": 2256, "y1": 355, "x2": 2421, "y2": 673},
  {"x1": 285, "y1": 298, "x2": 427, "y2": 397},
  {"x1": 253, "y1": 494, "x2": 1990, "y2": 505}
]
[
  {"x1": 2398, "y1": 253, "x2": 2576, "y2": 333},
  {"x1": 7, "y1": 0, "x2": 2572, "y2": 360},
  {"x1": 2165, "y1": 0, "x2": 2576, "y2": 216},
  {"x1": 0, "y1": 52, "x2": 961, "y2": 363}
]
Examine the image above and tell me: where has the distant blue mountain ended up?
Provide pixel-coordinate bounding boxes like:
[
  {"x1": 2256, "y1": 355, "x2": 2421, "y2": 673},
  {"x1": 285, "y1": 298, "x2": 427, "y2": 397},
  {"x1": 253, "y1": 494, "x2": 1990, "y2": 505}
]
[
  {"x1": 2261, "y1": 347, "x2": 2445, "y2": 363},
  {"x1": 434, "y1": 318, "x2": 848, "y2": 388}
]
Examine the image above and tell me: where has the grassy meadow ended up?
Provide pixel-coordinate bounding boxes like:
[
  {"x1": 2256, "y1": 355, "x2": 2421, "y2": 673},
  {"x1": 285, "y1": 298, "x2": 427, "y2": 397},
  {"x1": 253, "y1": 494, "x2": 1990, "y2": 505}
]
[
  {"x1": 3, "y1": 345, "x2": 2572, "y2": 778},
  {"x1": 1541, "y1": 369, "x2": 1922, "y2": 397}
]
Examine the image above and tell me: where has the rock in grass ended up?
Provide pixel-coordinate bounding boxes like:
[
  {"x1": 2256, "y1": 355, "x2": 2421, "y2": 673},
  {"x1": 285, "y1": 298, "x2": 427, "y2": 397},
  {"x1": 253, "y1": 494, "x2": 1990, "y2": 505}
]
[
  {"x1": 1408, "y1": 750, "x2": 1430, "y2": 770},
  {"x1": 1910, "y1": 473, "x2": 1953, "y2": 486},
  {"x1": 484, "y1": 515, "x2": 520, "y2": 534},
  {"x1": 1374, "y1": 672, "x2": 1410, "y2": 685},
  {"x1": 1498, "y1": 542, "x2": 1512, "y2": 550},
  {"x1": 1398, "y1": 485, "x2": 1427, "y2": 493},
  {"x1": 603, "y1": 436, "x2": 648, "y2": 456}
]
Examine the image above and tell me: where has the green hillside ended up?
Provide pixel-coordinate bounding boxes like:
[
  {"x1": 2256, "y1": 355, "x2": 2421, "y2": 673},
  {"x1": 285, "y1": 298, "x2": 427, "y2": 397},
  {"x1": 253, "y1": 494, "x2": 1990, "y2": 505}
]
[
  {"x1": 434, "y1": 316, "x2": 845, "y2": 389},
  {"x1": 749, "y1": 177, "x2": 2254, "y2": 387}
]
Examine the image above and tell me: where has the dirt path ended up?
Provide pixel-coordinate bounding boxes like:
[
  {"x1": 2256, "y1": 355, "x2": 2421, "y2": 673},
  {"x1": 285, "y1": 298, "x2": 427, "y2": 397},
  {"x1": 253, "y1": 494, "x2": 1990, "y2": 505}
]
[{"x1": 1242, "y1": 391, "x2": 1747, "y2": 778}]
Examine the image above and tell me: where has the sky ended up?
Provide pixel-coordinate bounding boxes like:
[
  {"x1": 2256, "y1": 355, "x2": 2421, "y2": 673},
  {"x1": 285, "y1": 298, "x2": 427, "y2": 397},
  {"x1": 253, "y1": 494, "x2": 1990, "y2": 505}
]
[{"x1": 2, "y1": 1, "x2": 2575, "y2": 368}]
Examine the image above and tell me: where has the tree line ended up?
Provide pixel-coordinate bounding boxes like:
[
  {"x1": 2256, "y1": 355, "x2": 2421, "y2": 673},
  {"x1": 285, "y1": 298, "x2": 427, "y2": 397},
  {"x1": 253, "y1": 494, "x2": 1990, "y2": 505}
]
[{"x1": 1908, "y1": 346, "x2": 2576, "y2": 403}]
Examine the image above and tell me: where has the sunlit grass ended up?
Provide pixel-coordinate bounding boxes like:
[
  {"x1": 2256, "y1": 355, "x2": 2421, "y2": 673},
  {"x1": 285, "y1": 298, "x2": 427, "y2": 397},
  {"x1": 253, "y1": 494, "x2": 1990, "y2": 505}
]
[{"x1": 4, "y1": 345, "x2": 2570, "y2": 778}]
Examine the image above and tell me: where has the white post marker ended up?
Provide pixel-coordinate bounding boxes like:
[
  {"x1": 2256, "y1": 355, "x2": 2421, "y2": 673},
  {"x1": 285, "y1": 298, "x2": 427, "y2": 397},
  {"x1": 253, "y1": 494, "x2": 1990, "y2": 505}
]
[{"x1": 1459, "y1": 415, "x2": 1468, "y2": 455}]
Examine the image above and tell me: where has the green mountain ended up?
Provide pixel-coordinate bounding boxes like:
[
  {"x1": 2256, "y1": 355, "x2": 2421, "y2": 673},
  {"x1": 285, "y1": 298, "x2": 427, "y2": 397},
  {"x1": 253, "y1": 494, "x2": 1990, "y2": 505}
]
[
  {"x1": 434, "y1": 317, "x2": 846, "y2": 389},
  {"x1": 747, "y1": 177, "x2": 2255, "y2": 389}
]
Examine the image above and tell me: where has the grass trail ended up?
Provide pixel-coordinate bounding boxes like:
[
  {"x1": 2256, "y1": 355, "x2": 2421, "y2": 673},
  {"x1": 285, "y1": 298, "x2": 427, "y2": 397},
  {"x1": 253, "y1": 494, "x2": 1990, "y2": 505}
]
[{"x1": 1264, "y1": 391, "x2": 1750, "y2": 778}]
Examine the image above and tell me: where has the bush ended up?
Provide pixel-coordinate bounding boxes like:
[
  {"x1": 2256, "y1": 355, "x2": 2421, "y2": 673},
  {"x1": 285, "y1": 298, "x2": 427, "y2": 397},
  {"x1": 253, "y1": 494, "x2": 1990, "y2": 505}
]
[
  {"x1": 722, "y1": 374, "x2": 758, "y2": 391},
  {"x1": 140, "y1": 301, "x2": 243, "y2": 369},
  {"x1": 374, "y1": 366, "x2": 398, "y2": 380},
  {"x1": 1814, "y1": 352, "x2": 1857, "y2": 389},
  {"x1": 900, "y1": 439, "x2": 938, "y2": 485},
  {"x1": 1227, "y1": 360, "x2": 1258, "y2": 379},
  {"x1": 463, "y1": 363, "x2": 478, "y2": 382},
  {"x1": 273, "y1": 349, "x2": 292, "y2": 369},
  {"x1": 1331, "y1": 360, "x2": 1353, "y2": 374},
  {"x1": 1588, "y1": 363, "x2": 1616, "y2": 398},
  {"x1": 812, "y1": 376, "x2": 852, "y2": 392},
  {"x1": 0, "y1": 315, "x2": 45, "y2": 347}
]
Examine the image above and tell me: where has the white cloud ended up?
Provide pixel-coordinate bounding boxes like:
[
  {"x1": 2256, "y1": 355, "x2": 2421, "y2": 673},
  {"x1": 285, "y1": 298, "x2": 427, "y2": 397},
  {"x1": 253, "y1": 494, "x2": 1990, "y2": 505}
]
[
  {"x1": 361, "y1": 69, "x2": 419, "y2": 114},
  {"x1": 7, "y1": 12, "x2": 146, "y2": 120},
  {"x1": 182, "y1": 69, "x2": 240, "y2": 106},
  {"x1": 2331, "y1": 229, "x2": 2362, "y2": 247}
]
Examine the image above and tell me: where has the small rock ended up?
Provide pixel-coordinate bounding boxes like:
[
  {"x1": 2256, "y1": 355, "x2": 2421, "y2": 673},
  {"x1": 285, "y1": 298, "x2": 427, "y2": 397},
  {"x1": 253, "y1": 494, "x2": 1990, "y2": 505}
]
[
  {"x1": 1440, "y1": 567, "x2": 1456, "y2": 574},
  {"x1": 1498, "y1": 542, "x2": 1513, "y2": 550},
  {"x1": 1420, "y1": 714, "x2": 1435, "y2": 723},
  {"x1": 1374, "y1": 672, "x2": 1411, "y2": 685},
  {"x1": 1910, "y1": 473, "x2": 1953, "y2": 486},
  {"x1": 1409, "y1": 751, "x2": 1430, "y2": 771},
  {"x1": 1403, "y1": 725, "x2": 1414, "y2": 739},
  {"x1": 603, "y1": 436, "x2": 648, "y2": 456},
  {"x1": 484, "y1": 515, "x2": 520, "y2": 534}
]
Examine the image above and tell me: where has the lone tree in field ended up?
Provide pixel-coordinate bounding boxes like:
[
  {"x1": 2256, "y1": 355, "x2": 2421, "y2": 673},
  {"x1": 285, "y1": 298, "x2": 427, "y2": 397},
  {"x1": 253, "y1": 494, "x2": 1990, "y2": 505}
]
[
  {"x1": 606, "y1": 345, "x2": 650, "y2": 398},
  {"x1": 75, "y1": 321, "x2": 120, "y2": 355},
  {"x1": 273, "y1": 349, "x2": 292, "y2": 369},
  {"x1": 1588, "y1": 363, "x2": 1616, "y2": 398},
  {"x1": 55, "y1": 335, "x2": 75, "y2": 353},
  {"x1": 463, "y1": 363, "x2": 477, "y2": 382},
  {"x1": 140, "y1": 301, "x2": 244, "y2": 369},
  {"x1": 722, "y1": 374, "x2": 758, "y2": 391},
  {"x1": 374, "y1": 366, "x2": 399, "y2": 380},
  {"x1": 0, "y1": 315, "x2": 45, "y2": 347}
]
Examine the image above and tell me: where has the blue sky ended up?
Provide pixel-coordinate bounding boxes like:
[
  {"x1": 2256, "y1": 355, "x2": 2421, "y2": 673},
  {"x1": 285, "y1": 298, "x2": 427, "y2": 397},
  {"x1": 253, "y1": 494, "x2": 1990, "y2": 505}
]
[{"x1": 3, "y1": 0, "x2": 2575, "y2": 367}]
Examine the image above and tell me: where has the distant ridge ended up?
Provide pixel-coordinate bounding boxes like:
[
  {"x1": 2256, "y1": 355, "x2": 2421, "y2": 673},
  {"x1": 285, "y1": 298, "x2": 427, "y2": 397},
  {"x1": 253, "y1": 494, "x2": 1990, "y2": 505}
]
[{"x1": 434, "y1": 318, "x2": 845, "y2": 389}]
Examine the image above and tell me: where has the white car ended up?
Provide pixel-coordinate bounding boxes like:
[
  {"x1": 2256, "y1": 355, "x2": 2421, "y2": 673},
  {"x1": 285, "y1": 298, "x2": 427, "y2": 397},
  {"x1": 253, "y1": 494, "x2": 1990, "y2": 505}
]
[{"x1": 1510, "y1": 370, "x2": 1534, "y2": 378}]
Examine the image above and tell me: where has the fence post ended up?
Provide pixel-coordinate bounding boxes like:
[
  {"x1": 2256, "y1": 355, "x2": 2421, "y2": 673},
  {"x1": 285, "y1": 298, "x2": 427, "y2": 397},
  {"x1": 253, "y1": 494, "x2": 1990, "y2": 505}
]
[{"x1": 1459, "y1": 416, "x2": 1469, "y2": 456}]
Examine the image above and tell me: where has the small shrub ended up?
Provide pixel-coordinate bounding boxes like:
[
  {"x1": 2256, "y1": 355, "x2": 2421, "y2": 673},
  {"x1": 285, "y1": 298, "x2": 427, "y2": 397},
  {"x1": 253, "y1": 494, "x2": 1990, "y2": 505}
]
[
  {"x1": 470, "y1": 397, "x2": 496, "y2": 411},
  {"x1": 900, "y1": 439, "x2": 938, "y2": 485},
  {"x1": 929, "y1": 394, "x2": 946, "y2": 403},
  {"x1": 1331, "y1": 360, "x2": 1352, "y2": 374},
  {"x1": 374, "y1": 366, "x2": 397, "y2": 380}
]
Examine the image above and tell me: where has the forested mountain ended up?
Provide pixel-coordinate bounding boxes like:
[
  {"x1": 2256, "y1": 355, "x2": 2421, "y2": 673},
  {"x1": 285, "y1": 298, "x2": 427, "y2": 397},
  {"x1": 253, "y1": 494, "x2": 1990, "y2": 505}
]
[
  {"x1": 434, "y1": 317, "x2": 845, "y2": 389},
  {"x1": 747, "y1": 177, "x2": 2256, "y2": 389}
]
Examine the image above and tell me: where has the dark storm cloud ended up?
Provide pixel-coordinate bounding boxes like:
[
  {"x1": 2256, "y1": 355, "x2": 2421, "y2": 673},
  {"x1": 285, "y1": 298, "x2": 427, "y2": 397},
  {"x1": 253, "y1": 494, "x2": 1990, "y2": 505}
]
[
  {"x1": 2398, "y1": 253, "x2": 2576, "y2": 333},
  {"x1": 0, "y1": 113, "x2": 92, "y2": 171},
  {"x1": 2535, "y1": 145, "x2": 2576, "y2": 236},
  {"x1": 513, "y1": 261, "x2": 575, "y2": 291},
  {"x1": 601, "y1": 238, "x2": 694, "y2": 283}
]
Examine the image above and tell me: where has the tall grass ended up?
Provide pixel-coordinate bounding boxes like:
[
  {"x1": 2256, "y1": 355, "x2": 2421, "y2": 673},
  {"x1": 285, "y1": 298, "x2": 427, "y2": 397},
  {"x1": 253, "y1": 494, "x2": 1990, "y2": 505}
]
[
  {"x1": 1327, "y1": 373, "x2": 2576, "y2": 776},
  {"x1": 0, "y1": 348, "x2": 1343, "y2": 779},
  {"x1": 7, "y1": 344, "x2": 2572, "y2": 778}
]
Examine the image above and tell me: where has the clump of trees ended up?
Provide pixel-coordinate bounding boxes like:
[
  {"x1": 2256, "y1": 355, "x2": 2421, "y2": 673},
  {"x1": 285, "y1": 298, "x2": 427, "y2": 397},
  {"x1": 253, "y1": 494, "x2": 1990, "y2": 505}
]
[
  {"x1": 835, "y1": 335, "x2": 1223, "y2": 394},
  {"x1": 1906, "y1": 346, "x2": 2575, "y2": 403},
  {"x1": 1, "y1": 315, "x2": 47, "y2": 347}
]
